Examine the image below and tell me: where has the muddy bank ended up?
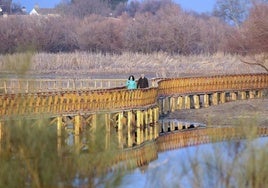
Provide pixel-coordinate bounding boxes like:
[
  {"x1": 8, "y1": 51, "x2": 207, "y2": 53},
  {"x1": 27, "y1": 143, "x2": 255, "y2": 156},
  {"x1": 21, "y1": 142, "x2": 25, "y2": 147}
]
[{"x1": 167, "y1": 98, "x2": 268, "y2": 127}]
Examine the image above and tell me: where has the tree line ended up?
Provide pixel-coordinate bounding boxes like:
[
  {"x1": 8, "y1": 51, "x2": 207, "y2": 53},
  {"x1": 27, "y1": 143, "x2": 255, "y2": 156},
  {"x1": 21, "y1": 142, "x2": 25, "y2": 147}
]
[{"x1": 0, "y1": 0, "x2": 267, "y2": 55}]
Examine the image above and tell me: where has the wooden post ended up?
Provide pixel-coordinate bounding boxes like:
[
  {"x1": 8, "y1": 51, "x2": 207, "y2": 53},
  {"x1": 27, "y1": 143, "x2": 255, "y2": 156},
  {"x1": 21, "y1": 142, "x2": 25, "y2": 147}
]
[
  {"x1": 153, "y1": 107, "x2": 159, "y2": 123},
  {"x1": 28, "y1": 94, "x2": 34, "y2": 114},
  {"x1": 163, "y1": 97, "x2": 170, "y2": 114},
  {"x1": 184, "y1": 95, "x2": 191, "y2": 109},
  {"x1": 231, "y1": 92, "x2": 237, "y2": 101},
  {"x1": 178, "y1": 121, "x2": 183, "y2": 130},
  {"x1": 257, "y1": 90, "x2": 263, "y2": 98},
  {"x1": 74, "y1": 115, "x2": 81, "y2": 151},
  {"x1": 158, "y1": 97, "x2": 164, "y2": 116},
  {"x1": 136, "y1": 127, "x2": 141, "y2": 145},
  {"x1": 90, "y1": 114, "x2": 97, "y2": 144},
  {"x1": 177, "y1": 96, "x2": 183, "y2": 110},
  {"x1": 170, "y1": 97, "x2": 177, "y2": 112},
  {"x1": 144, "y1": 110, "x2": 148, "y2": 141},
  {"x1": 91, "y1": 114, "x2": 96, "y2": 129},
  {"x1": 240, "y1": 91, "x2": 246, "y2": 100},
  {"x1": 212, "y1": 92, "x2": 218, "y2": 105},
  {"x1": 149, "y1": 124, "x2": 153, "y2": 141},
  {"x1": 53, "y1": 95, "x2": 59, "y2": 113},
  {"x1": 57, "y1": 117, "x2": 62, "y2": 137},
  {"x1": 136, "y1": 110, "x2": 142, "y2": 145},
  {"x1": 162, "y1": 122, "x2": 168, "y2": 133},
  {"x1": 148, "y1": 108, "x2": 153, "y2": 124},
  {"x1": 144, "y1": 125, "x2": 148, "y2": 142},
  {"x1": 193, "y1": 95, "x2": 200, "y2": 109},
  {"x1": 154, "y1": 122, "x2": 159, "y2": 139},
  {"x1": 249, "y1": 91, "x2": 255, "y2": 99},
  {"x1": 57, "y1": 117, "x2": 62, "y2": 156},
  {"x1": 204, "y1": 94, "x2": 209, "y2": 108},
  {"x1": 144, "y1": 110, "x2": 148, "y2": 126},
  {"x1": 41, "y1": 95, "x2": 46, "y2": 114},
  {"x1": 118, "y1": 112, "x2": 124, "y2": 148},
  {"x1": 105, "y1": 113, "x2": 111, "y2": 149},
  {"x1": 220, "y1": 92, "x2": 226, "y2": 104},
  {"x1": 47, "y1": 95, "x2": 53, "y2": 113},
  {"x1": 170, "y1": 121, "x2": 175, "y2": 131},
  {"x1": 127, "y1": 111, "x2": 133, "y2": 147},
  {"x1": 140, "y1": 111, "x2": 144, "y2": 143},
  {"x1": 74, "y1": 115, "x2": 80, "y2": 136}
]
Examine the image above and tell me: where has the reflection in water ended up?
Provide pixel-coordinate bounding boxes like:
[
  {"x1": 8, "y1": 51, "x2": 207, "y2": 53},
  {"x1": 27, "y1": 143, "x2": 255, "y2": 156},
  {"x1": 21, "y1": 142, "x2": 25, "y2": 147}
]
[
  {"x1": 72, "y1": 173, "x2": 89, "y2": 188},
  {"x1": 62, "y1": 117, "x2": 267, "y2": 188},
  {"x1": 159, "y1": 118, "x2": 206, "y2": 134},
  {"x1": 117, "y1": 137, "x2": 268, "y2": 188}
]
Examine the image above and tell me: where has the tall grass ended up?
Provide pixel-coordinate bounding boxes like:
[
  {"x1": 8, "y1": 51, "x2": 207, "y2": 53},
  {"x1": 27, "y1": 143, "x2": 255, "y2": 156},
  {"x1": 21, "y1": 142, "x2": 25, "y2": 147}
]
[
  {"x1": 0, "y1": 117, "x2": 124, "y2": 188},
  {"x1": 0, "y1": 51, "x2": 34, "y2": 76},
  {"x1": 0, "y1": 52, "x2": 266, "y2": 78}
]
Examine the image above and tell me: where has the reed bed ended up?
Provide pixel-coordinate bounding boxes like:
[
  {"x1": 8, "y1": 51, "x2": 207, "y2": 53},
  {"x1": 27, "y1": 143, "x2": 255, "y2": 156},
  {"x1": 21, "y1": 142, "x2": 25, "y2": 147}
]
[{"x1": 0, "y1": 52, "x2": 266, "y2": 79}]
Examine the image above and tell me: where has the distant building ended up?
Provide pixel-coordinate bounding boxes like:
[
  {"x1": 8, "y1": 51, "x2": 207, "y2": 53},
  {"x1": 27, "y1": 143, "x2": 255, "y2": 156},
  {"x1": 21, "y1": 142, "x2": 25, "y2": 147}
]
[{"x1": 29, "y1": 5, "x2": 60, "y2": 17}]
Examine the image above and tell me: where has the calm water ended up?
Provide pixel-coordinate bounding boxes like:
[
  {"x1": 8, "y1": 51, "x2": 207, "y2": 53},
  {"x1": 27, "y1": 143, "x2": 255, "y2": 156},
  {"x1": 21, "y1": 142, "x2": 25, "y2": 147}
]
[{"x1": 114, "y1": 137, "x2": 268, "y2": 188}]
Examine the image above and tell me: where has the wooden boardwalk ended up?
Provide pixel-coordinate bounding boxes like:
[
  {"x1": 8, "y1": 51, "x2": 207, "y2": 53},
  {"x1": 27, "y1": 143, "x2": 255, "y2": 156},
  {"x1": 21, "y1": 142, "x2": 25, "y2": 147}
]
[{"x1": 0, "y1": 73, "x2": 268, "y2": 168}]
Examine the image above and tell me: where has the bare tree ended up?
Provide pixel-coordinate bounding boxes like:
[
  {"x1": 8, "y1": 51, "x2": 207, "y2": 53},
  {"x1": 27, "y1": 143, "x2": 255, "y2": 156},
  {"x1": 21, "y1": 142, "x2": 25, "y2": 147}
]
[
  {"x1": 238, "y1": 3, "x2": 268, "y2": 72},
  {"x1": 0, "y1": 0, "x2": 12, "y2": 14},
  {"x1": 213, "y1": 0, "x2": 251, "y2": 27},
  {"x1": 57, "y1": 0, "x2": 111, "y2": 18},
  {"x1": 77, "y1": 15, "x2": 126, "y2": 53},
  {"x1": 198, "y1": 17, "x2": 232, "y2": 53}
]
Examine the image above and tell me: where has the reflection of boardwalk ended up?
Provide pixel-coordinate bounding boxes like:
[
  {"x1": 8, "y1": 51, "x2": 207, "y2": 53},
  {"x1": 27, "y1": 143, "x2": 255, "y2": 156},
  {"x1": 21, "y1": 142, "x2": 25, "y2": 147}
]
[
  {"x1": 117, "y1": 125, "x2": 268, "y2": 168},
  {"x1": 156, "y1": 126, "x2": 268, "y2": 152}
]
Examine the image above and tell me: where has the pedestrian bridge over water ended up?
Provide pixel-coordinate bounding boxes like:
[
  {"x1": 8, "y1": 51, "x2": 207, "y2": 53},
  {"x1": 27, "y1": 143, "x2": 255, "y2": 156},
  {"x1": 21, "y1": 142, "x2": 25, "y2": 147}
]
[{"x1": 0, "y1": 73, "x2": 267, "y2": 155}]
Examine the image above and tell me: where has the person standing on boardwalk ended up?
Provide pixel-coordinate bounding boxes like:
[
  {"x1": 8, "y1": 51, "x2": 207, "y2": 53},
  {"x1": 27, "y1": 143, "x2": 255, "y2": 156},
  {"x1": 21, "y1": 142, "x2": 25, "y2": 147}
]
[
  {"x1": 137, "y1": 74, "x2": 149, "y2": 88},
  {"x1": 126, "y1": 75, "x2": 137, "y2": 89}
]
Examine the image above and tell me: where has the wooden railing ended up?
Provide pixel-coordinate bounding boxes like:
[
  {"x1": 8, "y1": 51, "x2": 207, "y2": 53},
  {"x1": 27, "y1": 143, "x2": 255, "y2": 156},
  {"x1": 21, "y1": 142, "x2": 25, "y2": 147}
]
[
  {"x1": 158, "y1": 74, "x2": 267, "y2": 96},
  {"x1": 0, "y1": 78, "x2": 126, "y2": 94},
  {"x1": 0, "y1": 88, "x2": 158, "y2": 118}
]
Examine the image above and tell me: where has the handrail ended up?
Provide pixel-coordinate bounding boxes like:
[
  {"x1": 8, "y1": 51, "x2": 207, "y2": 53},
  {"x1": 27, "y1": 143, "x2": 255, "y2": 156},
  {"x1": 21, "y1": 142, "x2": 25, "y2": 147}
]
[
  {"x1": 157, "y1": 73, "x2": 268, "y2": 96},
  {"x1": 0, "y1": 87, "x2": 158, "y2": 117},
  {"x1": 0, "y1": 78, "x2": 127, "y2": 94}
]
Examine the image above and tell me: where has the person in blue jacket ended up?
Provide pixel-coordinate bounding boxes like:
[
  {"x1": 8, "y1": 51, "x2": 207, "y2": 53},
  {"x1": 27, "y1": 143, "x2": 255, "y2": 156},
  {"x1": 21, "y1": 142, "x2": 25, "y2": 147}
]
[{"x1": 126, "y1": 75, "x2": 137, "y2": 89}]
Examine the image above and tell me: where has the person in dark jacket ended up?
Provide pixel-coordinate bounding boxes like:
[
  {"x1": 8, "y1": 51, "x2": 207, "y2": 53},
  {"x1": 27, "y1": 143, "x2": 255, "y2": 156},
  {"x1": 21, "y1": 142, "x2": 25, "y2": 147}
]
[{"x1": 137, "y1": 74, "x2": 149, "y2": 88}]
